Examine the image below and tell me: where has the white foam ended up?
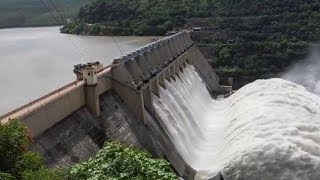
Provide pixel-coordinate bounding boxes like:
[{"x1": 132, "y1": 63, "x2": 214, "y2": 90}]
[
  {"x1": 283, "y1": 44, "x2": 320, "y2": 95},
  {"x1": 153, "y1": 65, "x2": 320, "y2": 180}
]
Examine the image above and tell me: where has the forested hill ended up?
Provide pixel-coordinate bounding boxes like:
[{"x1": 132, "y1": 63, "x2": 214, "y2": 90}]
[
  {"x1": 61, "y1": 0, "x2": 320, "y2": 36},
  {"x1": 61, "y1": 0, "x2": 320, "y2": 87},
  {"x1": 0, "y1": 0, "x2": 87, "y2": 28},
  {"x1": 61, "y1": 0, "x2": 213, "y2": 35},
  {"x1": 204, "y1": 0, "x2": 320, "y2": 87}
]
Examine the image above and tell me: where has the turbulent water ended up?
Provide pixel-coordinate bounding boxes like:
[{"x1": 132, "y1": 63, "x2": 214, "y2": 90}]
[
  {"x1": 283, "y1": 44, "x2": 320, "y2": 95},
  {"x1": 153, "y1": 64, "x2": 320, "y2": 180}
]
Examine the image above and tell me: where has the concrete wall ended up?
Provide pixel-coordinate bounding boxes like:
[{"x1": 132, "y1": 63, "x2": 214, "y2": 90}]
[
  {"x1": 21, "y1": 85, "x2": 86, "y2": 137},
  {"x1": 31, "y1": 91, "x2": 162, "y2": 168},
  {"x1": 21, "y1": 71, "x2": 114, "y2": 137},
  {"x1": 97, "y1": 71, "x2": 112, "y2": 95},
  {"x1": 1, "y1": 69, "x2": 113, "y2": 137}
]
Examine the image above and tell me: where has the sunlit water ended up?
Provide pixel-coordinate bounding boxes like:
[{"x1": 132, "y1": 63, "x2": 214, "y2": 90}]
[
  {"x1": 0, "y1": 26, "x2": 156, "y2": 114},
  {"x1": 153, "y1": 65, "x2": 320, "y2": 180}
]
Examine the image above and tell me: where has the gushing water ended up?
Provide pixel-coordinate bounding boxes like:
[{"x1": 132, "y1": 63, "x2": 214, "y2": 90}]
[
  {"x1": 153, "y1": 65, "x2": 225, "y2": 171},
  {"x1": 153, "y1": 64, "x2": 320, "y2": 180},
  {"x1": 283, "y1": 44, "x2": 320, "y2": 95}
]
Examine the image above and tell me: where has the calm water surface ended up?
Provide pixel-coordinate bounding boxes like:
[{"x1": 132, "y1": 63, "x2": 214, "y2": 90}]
[{"x1": 0, "y1": 26, "x2": 155, "y2": 115}]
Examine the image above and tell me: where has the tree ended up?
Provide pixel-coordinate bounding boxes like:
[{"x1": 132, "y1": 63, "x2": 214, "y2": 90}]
[
  {"x1": 0, "y1": 120, "x2": 31, "y2": 174},
  {"x1": 67, "y1": 142, "x2": 177, "y2": 180},
  {"x1": 0, "y1": 120, "x2": 61, "y2": 180},
  {"x1": 0, "y1": 172, "x2": 15, "y2": 180},
  {"x1": 90, "y1": 24, "x2": 101, "y2": 35}
]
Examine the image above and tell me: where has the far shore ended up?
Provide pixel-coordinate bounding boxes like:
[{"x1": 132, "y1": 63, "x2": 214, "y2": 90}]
[{"x1": 0, "y1": 24, "x2": 63, "y2": 31}]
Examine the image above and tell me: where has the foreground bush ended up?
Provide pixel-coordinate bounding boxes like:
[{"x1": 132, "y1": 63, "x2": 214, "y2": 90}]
[
  {"x1": 68, "y1": 142, "x2": 177, "y2": 180},
  {"x1": 1, "y1": 121, "x2": 177, "y2": 179},
  {"x1": 0, "y1": 120, "x2": 61, "y2": 180}
]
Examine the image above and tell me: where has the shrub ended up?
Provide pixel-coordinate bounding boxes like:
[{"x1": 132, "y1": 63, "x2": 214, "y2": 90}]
[
  {"x1": 0, "y1": 120, "x2": 31, "y2": 173},
  {"x1": 22, "y1": 168, "x2": 62, "y2": 180},
  {"x1": 68, "y1": 142, "x2": 177, "y2": 180},
  {"x1": 0, "y1": 120, "x2": 62, "y2": 180},
  {"x1": 0, "y1": 172, "x2": 15, "y2": 180}
]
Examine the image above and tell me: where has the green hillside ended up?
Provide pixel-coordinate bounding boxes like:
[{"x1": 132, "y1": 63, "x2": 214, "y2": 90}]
[
  {"x1": 62, "y1": 0, "x2": 320, "y2": 87},
  {"x1": 0, "y1": 0, "x2": 88, "y2": 28},
  {"x1": 61, "y1": 0, "x2": 212, "y2": 35},
  {"x1": 204, "y1": 0, "x2": 320, "y2": 87}
]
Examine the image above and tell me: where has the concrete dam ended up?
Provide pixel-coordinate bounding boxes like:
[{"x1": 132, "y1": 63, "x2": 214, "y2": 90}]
[{"x1": 0, "y1": 31, "x2": 231, "y2": 179}]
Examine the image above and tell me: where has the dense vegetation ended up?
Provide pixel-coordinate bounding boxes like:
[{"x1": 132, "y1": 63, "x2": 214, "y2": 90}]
[
  {"x1": 0, "y1": 0, "x2": 87, "y2": 28},
  {"x1": 62, "y1": 0, "x2": 320, "y2": 87},
  {"x1": 203, "y1": 0, "x2": 320, "y2": 87},
  {"x1": 67, "y1": 142, "x2": 177, "y2": 180},
  {"x1": 61, "y1": 0, "x2": 212, "y2": 35},
  {"x1": 0, "y1": 120, "x2": 61, "y2": 180},
  {"x1": 1, "y1": 121, "x2": 176, "y2": 179}
]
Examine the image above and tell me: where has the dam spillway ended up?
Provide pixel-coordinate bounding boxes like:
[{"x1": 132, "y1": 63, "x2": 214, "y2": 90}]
[
  {"x1": 0, "y1": 31, "x2": 229, "y2": 179},
  {"x1": 1, "y1": 30, "x2": 320, "y2": 180},
  {"x1": 153, "y1": 64, "x2": 225, "y2": 172}
]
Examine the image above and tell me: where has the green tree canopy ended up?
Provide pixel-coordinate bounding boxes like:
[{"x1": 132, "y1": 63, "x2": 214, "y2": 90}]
[
  {"x1": 67, "y1": 142, "x2": 177, "y2": 180},
  {"x1": 0, "y1": 120, "x2": 61, "y2": 180}
]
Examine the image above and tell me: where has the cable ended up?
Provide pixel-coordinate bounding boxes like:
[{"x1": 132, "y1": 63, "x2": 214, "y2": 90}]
[
  {"x1": 39, "y1": 0, "x2": 88, "y2": 62},
  {"x1": 41, "y1": 0, "x2": 125, "y2": 62},
  {"x1": 47, "y1": 0, "x2": 94, "y2": 62},
  {"x1": 39, "y1": 0, "x2": 60, "y2": 25},
  {"x1": 111, "y1": 37, "x2": 124, "y2": 56},
  {"x1": 47, "y1": 0, "x2": 91, "y2": 62}
]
